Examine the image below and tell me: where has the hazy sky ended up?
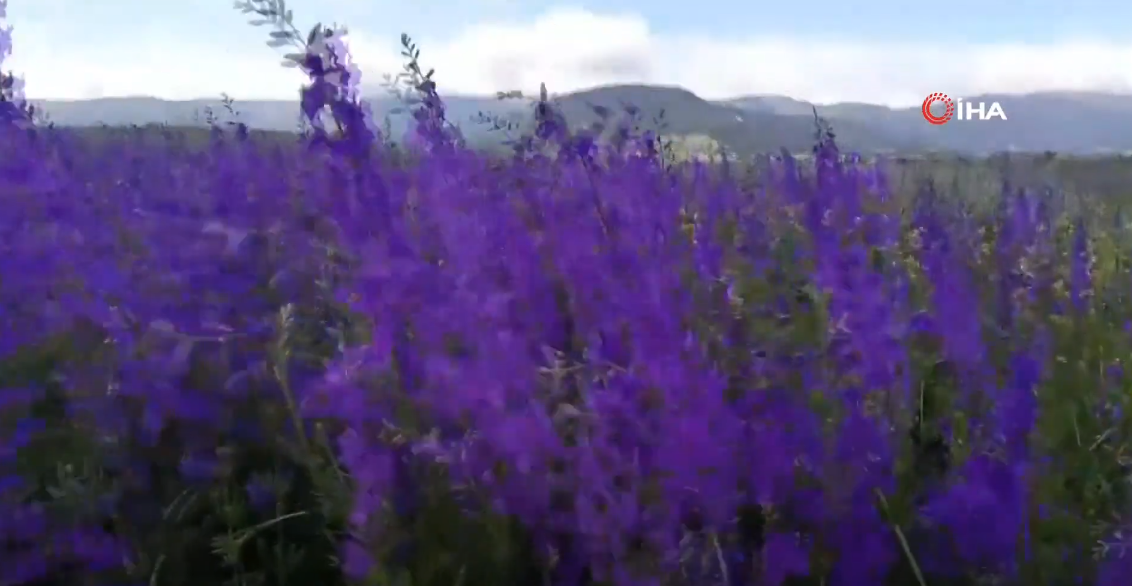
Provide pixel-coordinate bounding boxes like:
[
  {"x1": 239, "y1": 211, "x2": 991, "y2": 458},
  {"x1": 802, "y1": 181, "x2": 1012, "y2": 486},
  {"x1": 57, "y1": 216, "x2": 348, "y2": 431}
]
[{"x1": 6, "y1": 0, "x2": 1132, "y2": 106}]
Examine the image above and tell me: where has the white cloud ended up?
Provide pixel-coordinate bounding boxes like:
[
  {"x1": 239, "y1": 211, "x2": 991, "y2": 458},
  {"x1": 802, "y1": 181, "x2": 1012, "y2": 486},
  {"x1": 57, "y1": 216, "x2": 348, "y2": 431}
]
[{"x1": 11, "y1": 7, "x2": 1132, "y2": 106}]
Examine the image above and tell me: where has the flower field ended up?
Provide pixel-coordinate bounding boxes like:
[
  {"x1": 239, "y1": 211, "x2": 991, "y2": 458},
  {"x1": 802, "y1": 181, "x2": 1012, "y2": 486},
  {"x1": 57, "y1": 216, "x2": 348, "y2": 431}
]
[{"x1": 3, "y1": 2, "x2": 1132, "y2": 586}]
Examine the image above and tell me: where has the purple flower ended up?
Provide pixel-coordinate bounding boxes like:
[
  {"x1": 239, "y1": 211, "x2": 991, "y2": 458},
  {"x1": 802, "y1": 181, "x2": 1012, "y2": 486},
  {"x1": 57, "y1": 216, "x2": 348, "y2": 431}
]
[
  {"x1": 762, "y1": 532, "x2": 811, "y2": 586},
  {"x1": 1070, "y1": 219, "x2": 1091, "y2": 313}
]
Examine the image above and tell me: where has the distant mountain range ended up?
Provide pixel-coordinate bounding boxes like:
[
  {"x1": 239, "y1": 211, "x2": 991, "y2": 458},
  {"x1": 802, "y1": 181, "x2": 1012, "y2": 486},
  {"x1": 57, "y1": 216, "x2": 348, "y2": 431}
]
[{"x1": 27, "y1": 86, "x2": 1132, "y2": 156}]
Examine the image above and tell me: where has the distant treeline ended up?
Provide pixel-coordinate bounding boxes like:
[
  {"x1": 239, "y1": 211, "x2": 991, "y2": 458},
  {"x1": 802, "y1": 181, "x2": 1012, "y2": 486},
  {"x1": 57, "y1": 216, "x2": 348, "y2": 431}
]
[{"x1": 50, "y1": 124, "x2": 1132, "y2": 204}]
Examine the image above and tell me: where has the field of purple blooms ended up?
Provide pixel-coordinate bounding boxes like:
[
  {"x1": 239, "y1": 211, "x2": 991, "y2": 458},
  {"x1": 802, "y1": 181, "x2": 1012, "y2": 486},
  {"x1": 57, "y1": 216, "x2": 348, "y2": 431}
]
[{"x1": 5, "y1": 2, "x2": 1132, "y2": 586}]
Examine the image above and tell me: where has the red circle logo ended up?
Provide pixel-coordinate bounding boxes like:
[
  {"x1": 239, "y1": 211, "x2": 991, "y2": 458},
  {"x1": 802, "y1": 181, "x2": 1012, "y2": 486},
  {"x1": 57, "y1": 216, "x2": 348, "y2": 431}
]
[{"x1": 922, "y1": 93, "x2": 954, "y2": 125}]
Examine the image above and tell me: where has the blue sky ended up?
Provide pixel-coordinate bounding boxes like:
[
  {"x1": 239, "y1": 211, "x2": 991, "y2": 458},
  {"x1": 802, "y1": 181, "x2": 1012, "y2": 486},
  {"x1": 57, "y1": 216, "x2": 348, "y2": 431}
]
[{"x1": 6, "y1": 0, "x2": 1132, "y2": 105}]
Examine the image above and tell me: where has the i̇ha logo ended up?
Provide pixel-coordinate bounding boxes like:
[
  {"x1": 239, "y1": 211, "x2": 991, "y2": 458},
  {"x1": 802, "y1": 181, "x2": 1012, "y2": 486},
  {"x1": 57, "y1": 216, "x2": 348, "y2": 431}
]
[{"x1": 921, "y1": 93, "x2": 1007, "y2": 125}]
